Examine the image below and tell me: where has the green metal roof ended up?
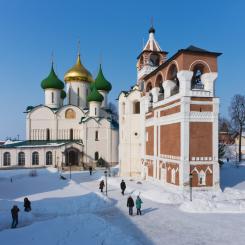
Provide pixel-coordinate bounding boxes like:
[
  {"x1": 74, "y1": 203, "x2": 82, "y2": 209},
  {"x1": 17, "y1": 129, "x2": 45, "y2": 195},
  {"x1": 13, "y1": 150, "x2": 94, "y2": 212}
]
[
  {"x1": 0, "y1": 140, "x2": 82, "y2": 149},
  {"x1": 41, "y1": 64, "x2": 64, "y2": 90},
  {"x1": 94, "y1": 65, "x2": 112, "y2": 92},
  {"x1": 61, "y1": 90, "x2": 66, "y2": 99},
  {"x1": 87, "y1": 86, "x2": 104, "y2": 102}
]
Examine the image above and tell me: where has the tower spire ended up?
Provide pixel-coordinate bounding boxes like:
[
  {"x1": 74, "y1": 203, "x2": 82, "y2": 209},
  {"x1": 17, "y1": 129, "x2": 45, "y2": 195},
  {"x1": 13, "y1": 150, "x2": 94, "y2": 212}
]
[
  {"x1": 149, "y1": 17, "x2": 155, "y2": 34},
  {"x1": 77, "y1": 39, "x2": 80, "y2": 56},
  {"x1": 51, "y1": 50, "x2": 54, "y2": 67}
]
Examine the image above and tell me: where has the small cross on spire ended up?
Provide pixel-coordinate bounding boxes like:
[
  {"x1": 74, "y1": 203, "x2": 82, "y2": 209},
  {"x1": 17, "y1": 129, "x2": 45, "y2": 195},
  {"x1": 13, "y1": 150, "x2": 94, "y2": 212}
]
[
  {"x1": 151, "y1": 16, "x2": 154, "y2": 28},
  {"x1": 51, "y1": 50, "x2": 54, "y2": 67},
  {"x1": 77, "y1": 39, "x2": 81, "y2": 56}
]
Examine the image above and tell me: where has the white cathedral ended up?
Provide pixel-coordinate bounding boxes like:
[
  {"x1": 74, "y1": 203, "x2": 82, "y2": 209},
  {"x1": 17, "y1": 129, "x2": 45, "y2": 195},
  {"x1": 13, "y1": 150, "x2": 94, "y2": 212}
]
[{"x1": 0, "y1": 54, "x2": 119, "y2": 168}]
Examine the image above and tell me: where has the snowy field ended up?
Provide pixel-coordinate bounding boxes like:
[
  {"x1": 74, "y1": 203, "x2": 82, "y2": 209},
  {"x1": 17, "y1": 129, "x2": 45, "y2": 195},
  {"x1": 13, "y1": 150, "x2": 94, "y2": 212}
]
[{"x1": 0, "y1": 163, "x2": 245, "y2": 245}]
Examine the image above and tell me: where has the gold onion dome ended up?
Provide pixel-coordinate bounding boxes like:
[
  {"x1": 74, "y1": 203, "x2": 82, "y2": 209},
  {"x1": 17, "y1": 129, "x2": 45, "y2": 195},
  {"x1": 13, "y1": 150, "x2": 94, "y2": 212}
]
[{"x1": 64, "y1": 54, "x2": 94, "y2": 83}]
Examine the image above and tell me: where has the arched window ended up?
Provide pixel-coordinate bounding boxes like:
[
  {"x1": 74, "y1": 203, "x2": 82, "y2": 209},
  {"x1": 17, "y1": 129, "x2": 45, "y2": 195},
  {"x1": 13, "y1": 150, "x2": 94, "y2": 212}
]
[
  {"x1": 167, "y1": 64, "x2": 179, "y2": 95},
  {"x1": 18, "y1": 152, "x2": 25, "y2": 166},
  {"x1": 46, "y1": 151, "x2": 52, "y2": 165},
  {"x1": 171, "y1": 168, "x2": 176, "y2": 184},
  {"x1": 95, "y1": 131, "x2": 99, "y2": 141},
  {"x1": 70, "y1": 129, "x2": 73, "y2": 140},
  {"x1": 3, "y1": 152, "x2": 11, "y2": 166},
  {"x1": 77, "y1": 88, "x2": 80, "y2": 106},
  {"x1": 51, "y1": 92, "x2": 54, "y2": 103},
  {"x1": 149, "y1": 53, "x2": 160, "y2": 66},
  {"x1": 94, "y1": 152, "x2": 99, "y2": 161},
  {"x1": 68, "y1": 87, "x2": 71, "y2": 104},
  {"x1": 156, "y1": 74, "x2": 164, "y2": 99},
  {"x1": 198, "y1": 170, "x2": 206, "y2": 185},
  {"x1": 32, "y1": 152, "x2": 39, "y2": 165},
  {"x1": 133, "y1": 101, "x2": 140, "y2": 114},
  {"x1": 191, "y1": 64, "x2": 205, "y2": 89},
  {"x1": 146, "y1": 82, "x2": 152, "y2": 92},
  {"x1": 46, "y1": 129, "x2": 50, "y2": 141},
  {"x1": 65, "y1": 109, "x2": 76, "y2": 119}
]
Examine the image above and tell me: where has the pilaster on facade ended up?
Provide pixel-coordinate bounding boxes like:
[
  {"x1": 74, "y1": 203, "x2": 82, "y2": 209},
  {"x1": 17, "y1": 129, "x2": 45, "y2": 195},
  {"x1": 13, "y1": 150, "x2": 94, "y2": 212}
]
[{"x1": 180, "y1": 97, "x2": 190, "y2": 187}]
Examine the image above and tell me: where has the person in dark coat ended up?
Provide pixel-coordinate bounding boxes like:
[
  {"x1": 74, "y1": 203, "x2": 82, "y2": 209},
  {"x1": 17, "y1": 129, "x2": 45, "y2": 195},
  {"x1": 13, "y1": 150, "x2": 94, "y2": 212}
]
[
  {"x1": 99, "y1": 180, "x2": 105, "y2": 192},
  {"x1": 11, "y1": 205, "x2": 20, "y2": 228},
  {"x1": 24, "y1": 197, "x2": 31, "y2": 212},
  {"x1": 89, "y1": 166, "x2": 93, "y2": 175},
  {"x1": 120, "y1": 180, "x2": 126, "y2": 195},
  {"x1": 127, "y1": 196, "x2": 134, "y2": 216}
]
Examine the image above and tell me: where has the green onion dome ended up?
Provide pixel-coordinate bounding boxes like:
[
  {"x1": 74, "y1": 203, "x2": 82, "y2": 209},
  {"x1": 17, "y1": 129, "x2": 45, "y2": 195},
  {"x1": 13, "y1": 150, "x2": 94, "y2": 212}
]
[
  {"x1": 61, "y1": 90, "x2": 66, "y2": 99},
  {"x1": 87, "y1": 86, "x2": 104, "y2": 103},
  {"x1": 90, "y1": 81, "x2": 95, "y2": 90},
  {"x1": 94, "y1": 65, "x2": 112, "y2": 92},
  {"x1": 41, "y1": 64, "x2": 64, "y2": 90}
]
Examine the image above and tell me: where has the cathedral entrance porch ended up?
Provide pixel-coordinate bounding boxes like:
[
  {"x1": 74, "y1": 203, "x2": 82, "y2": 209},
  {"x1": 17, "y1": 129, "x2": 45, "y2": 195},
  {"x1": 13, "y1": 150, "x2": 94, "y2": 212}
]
[{"x1": 64, "y1": 148, "x2": 81, "y2": 166}]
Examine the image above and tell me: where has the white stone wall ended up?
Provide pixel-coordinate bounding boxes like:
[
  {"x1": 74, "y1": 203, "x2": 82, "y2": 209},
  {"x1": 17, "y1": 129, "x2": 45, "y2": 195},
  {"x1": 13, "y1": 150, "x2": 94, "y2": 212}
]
[
  {"x1": 44, "y1": 89, "x2": 61, "y2": 108},
  {"x1": 66, "y1": 81, "x2": 89, "y2": 109},
  {"x1": 89, "y1": 102, "x2": 101, "y2": 117},
  {"x1": 27, "y1": 105, "x2": 85, "y2": 140},
  {"x1": 0, "y1": 147, "x2": 61, "y2": 168},
  {"x1": 82, "y1": 118, "x2": 119, "y2": 166},
  {"x1": 118, "y1": 89, "x2": 142, "y2": 177}
]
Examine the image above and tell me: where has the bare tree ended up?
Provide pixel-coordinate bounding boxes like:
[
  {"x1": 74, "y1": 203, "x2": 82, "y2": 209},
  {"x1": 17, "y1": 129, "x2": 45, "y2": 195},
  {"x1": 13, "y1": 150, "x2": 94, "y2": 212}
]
[
  {"x1": 219, "y1": 116, "x2": 232, "y2": 134},
  {"x1": 229, "y1": 94, "x2": 245, "y2": 162},
  {"x1": 108, "y1": 102, "x2": 118, "y2": 120}
]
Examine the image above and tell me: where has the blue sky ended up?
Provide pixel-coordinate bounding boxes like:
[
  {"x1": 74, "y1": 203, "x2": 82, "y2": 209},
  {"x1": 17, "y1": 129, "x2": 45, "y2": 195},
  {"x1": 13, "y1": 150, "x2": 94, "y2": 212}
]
[{"x1": 0, "y1": 0, "x2": 244, "y2": 139}]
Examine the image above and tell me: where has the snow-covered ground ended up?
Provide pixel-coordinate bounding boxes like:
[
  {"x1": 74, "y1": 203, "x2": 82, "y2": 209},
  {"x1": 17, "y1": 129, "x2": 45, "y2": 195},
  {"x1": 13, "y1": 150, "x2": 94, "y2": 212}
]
[{"x1": 0, "y1": 163, "x2": 245, "y2": 244}]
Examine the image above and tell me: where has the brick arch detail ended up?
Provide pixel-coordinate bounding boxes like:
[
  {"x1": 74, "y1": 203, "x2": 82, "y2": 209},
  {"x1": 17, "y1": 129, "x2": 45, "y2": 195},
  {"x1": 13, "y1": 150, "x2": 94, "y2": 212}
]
[
  {"x1": 189, "y1": 60, "x2": 211, "y2": 73},
  {"x1": 165, "y1": 60, "x2": 179, "y2": 80},
  {"x1": 154, "y1": 72, "x2": 164, "y2": 87}
]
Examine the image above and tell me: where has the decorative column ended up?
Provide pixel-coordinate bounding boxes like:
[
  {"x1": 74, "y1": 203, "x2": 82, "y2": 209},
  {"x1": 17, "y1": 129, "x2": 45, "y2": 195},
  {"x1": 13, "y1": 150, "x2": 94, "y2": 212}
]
[
  {"x1": 177, "y1": 70, "x2": 193, "y2": 96},
  {"x1": 201, "y1": 72, "x2": 218, "y2": 96}
]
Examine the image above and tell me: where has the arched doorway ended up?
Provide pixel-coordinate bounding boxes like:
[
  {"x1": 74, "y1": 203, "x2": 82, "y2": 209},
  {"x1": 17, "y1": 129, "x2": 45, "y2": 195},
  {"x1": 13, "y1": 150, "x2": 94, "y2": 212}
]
[{"x1": 65, "y1": 148, "x2": 79, "y2": 166}]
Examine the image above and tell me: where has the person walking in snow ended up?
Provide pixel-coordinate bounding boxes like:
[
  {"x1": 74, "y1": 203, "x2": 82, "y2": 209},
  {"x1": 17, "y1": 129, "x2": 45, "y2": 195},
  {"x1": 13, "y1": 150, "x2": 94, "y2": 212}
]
[
  {"x1": 24, "y1": 197, "x2": 31, "y2": 212},
  {"x1": 89, "y1": 166, "x2": 93, "y2": 176},
  {"x1": 127, "y1": 195, "x2": 134, "y2": 216},
  {"x1": 120, "y1": 180, "x2": 126, "y2": 195},
  {"x1": 136, "y1": 196, "x2": 143, "y2": 215},
  {"x1": 11, "y1": 205, "x2": 20, "y2": 228},
  {"x1": 99, "y1": 180, "x2": 105, "y2": 192}
]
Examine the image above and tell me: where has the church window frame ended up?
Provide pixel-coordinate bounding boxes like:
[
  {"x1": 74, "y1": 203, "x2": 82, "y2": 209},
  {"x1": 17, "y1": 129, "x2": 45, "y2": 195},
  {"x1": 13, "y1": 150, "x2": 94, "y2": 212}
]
[
  {"x1": 32, "y1": 151, "x2": 39, "y2": 165},
  {"x1": 18, "y1": 152, "x2": 25, "y2": 166},
  {"x1": 3, "y1": 152, "x2": 11, "y2": 166},
  {"x1": 46, "y1": 129, "x2": 50, "y2": 141},
  {"x1": 77, "y1": 88, "x2": 80, "y2": 106},
  {"x1": 94, "y1": 151, "x2": 99, "y2": 161},
  {"x1": 51, "y1": 92, "x2": 54, "y2": 103},
  {"x1": 198, "y1": 170, "x2": 206, "y2": 186},
  {"x1": 70, "y1": 129, "x2": 74, "y2": 140},
  {"x1": 95, "y1": 131, "x2": 99, "y2": 141},
  {"x1": 133, "y1": 101, "x2": 140, "y2": 114},
  {"x1": 171, "y1": 168, "x2": 176, "y2": 184},
  {"x1": 46, "y1": 151, "x2": 53, "y2": 165}
]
